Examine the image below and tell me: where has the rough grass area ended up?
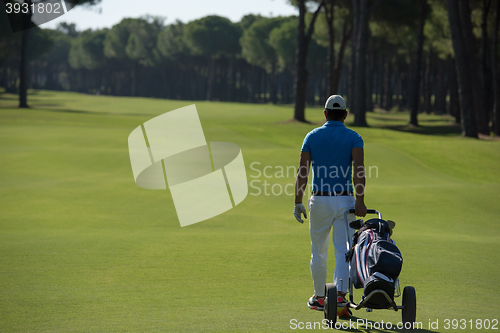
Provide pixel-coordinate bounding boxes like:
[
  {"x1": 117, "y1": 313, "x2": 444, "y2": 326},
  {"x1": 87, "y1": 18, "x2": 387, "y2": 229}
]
[{"x1": 1, "y1": 90, "x2": 499, "y2": 332}]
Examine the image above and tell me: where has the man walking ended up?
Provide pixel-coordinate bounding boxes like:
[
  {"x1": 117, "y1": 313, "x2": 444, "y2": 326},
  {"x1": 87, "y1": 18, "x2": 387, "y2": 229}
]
[{"x1": 293, "y1": 95, "x2": 367, "y2": 317}]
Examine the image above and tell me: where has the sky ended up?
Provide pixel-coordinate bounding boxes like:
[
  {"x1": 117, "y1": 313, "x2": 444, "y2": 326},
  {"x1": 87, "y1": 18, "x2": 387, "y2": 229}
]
[{"x1": 40, "y1": 0, "x2": 299, "y2": 31}]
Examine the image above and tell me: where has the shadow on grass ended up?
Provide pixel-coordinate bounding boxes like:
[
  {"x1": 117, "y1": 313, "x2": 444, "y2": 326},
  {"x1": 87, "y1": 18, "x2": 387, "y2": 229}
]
[
  {"x1": 0, "y1": 93, "x2": 17, "y2": 101},
  {"x1": 43, "y1": 108, "x2": 165, "y2": 118},
  {"x1": 334, "y1": 315, "x2": 438, "y2": 332},
  {"x1": 351, "y1": 111, "x2": 463, "y2": 137},
  {"x1": 382, "y1": 124, "x2": 462, "y2": 136},
  {"x1": 277, "y1": 118, "x2": 327, "y2": 127},
  {"x1": 368, "y1": 114, "x2": 456, "y2": 124},
  {"x1": 0, "y1": 104, "x2": 160, "y2": 118}
]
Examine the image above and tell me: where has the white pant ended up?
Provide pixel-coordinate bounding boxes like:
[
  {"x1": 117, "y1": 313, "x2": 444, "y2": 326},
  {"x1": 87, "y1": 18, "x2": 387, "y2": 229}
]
[{"x1": 308, "y1": 195, "x2": 355, "y2": 296}]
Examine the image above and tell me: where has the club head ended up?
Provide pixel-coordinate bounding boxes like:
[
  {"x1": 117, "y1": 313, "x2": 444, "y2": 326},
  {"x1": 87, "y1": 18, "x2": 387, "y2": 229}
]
[
  {"x1": 387, "y1": 220, "x2": 396, "y2": 230},
  {"x1": 349, "y1": 219, "x2": 363, "y2": 229}
]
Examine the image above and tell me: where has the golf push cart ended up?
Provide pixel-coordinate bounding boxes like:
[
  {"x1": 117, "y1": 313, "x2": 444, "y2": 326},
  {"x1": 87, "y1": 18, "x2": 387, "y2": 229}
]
[{"x1": 324, "y1": 209, "x2": 417, "y2": 329}]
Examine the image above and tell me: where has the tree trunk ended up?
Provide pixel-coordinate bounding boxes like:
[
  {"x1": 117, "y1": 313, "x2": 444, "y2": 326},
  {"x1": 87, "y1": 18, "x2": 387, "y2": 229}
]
[
  {"x1": 480, "y1": 0, "x2": 492, "y2": 133},
  {"x1": 263, "y1": 69, "x2": 268, "y2": 103},
  {"x1": 250, "y1": 67, "x2": 256, "y2": 103},
  {"x1": 447, "y1": 0, "x2": 478, "y2": 137},
  {"x1": 351, "y1": 0, "x2": 370, "y2": 126},
  {"x1": 423, "y1": 49, "x2": 434, "y2": 113},
  {"x1": 293, "y1": 0, "x2": 324, "y2": 122},
  {"x1": 333, "y1": 22, "x2": 353, "y2": 95},
  {"x1": 403, "y1": 60, "x2": 412, "y2": 110},
  {"x1": 206, "y1": 56, "x2": 216, "y2": 100},
  {"x1": 376, "y1": 54, "x2": 383, "y2": 106},
  {"x1": 460, "y1": 1, "x2": 488, "y2": 134},
  {"x1": 493, "y1": 0, "x2": 500, "y2": 135},
  {"x1": 398, "y1": 60, "x2": 408, "y2": 110},
  {"x1": 409, "y1": 0, "x2": 426, "y2": 126},
  {"x1": 323, "y1": 0, "x2": 353, "y2": 96},
  {"x1": 325, "y1": 0, "x2": 335, "y2": 95},
  {"x1": 19, "y1": 0, "x2": 33, "y2": 108},
  {"x1": 434, "y1": 58, "x2": 447, "y2": 114},
  {"x1": 228, "y1": 57, "x2": 235, "y2": 102},
  {"x1": 293, "y1": 2, "x2": 309, "y2": 121},
  {"x1": 460, "y1": 4, "x2": 486, "y2": 133},
  {"x1": 382, "y1": 53, "x2": 392, "y2": 111},
  {"x1": 131, "y1": 63, "x2": 137, "y2": 97},
  {"x1": 286, "y1": 70, "x2": 293, "y2": 104},
  {"x1": 306, "y1": 63, "x2": 313, "y2": 105},
  {"x1": 449, "y1": 59, "x2": 461, "y2": 123},
  {"x1": 365, "y1": 53, "x2": 374, "y2": 112}
]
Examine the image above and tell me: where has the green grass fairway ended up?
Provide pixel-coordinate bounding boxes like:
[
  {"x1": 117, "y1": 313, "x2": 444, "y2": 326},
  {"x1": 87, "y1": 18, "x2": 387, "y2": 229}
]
[{"x1": 1, "y1": 90, "x2": 499, "y2": 332}]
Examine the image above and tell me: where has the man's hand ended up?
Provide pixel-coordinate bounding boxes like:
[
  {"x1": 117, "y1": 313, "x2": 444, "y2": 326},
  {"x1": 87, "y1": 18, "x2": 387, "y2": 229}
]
[
  {"x1": 354, "y1": 200, "x2": 367, "y2": 217},
  {"x1": 294, "y1": 203, "x2": 308, "y2": 223}
]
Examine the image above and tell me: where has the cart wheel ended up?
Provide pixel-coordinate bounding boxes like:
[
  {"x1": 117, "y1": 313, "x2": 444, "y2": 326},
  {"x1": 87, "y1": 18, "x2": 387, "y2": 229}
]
[
  {"x1": 324, "y1": 283, "x2": 337, "y2": 328},
  {"x1": 402, "y1": 286, "x2": 417, "y2": 329}
]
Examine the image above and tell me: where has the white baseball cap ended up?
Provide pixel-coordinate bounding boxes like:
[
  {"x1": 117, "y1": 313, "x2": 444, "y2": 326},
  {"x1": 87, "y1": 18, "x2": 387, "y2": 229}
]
[{"x1": 325, "y1": 95, "x2": 346, "y2": 110}]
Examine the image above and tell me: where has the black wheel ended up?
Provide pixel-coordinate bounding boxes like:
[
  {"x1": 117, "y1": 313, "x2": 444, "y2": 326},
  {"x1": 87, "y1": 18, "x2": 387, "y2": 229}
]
[
  {"x1": 402, "y1": 286, "x2": 417, "y2": 329},
  {"x1": 324, "y1": 283, "x2": 337, "y2": 328}
]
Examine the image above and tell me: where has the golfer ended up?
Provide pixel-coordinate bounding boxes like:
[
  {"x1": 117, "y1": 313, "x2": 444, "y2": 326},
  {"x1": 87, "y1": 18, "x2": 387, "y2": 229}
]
[{"x1": 293, "y1": 95, "x2": 367, "y2": 317}]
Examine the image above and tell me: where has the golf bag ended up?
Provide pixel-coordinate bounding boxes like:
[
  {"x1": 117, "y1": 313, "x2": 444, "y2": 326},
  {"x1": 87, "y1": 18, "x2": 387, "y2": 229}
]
[{"x1": 348, "y1": 219, "x2": 403, "y2": 307}]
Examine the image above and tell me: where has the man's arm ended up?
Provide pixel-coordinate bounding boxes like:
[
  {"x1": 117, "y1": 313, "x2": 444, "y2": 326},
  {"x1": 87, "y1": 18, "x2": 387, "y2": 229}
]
[
  {"x1": 352, "y1": 147, "x2": 367, "y2": 217},
  {"x1": 293, "y1": 151, "x2": 311, "y2": 223},
  {"x1": 295, "y1": 151, "x2": 311, "y2": 204}
]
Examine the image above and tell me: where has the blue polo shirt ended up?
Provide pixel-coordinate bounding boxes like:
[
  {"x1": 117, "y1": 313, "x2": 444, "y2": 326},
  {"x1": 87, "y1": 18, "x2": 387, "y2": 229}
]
[{"x1": 301, "y1": 121, "x2": 363, "y2": 193}]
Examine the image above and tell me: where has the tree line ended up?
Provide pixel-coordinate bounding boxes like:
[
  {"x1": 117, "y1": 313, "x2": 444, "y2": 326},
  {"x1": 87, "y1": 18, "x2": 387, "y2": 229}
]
[{"x1": 0, "y1": 0, "x2": 499, "y2": 138}]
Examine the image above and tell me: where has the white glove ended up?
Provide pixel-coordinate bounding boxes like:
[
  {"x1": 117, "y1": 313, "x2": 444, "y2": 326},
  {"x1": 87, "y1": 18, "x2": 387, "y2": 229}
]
[{"x1": 294, "y1": 203, "x2": 307, "y2": 223}]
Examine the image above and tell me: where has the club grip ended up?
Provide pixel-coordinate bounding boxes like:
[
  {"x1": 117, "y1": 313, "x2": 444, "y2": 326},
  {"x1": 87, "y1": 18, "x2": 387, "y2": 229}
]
[{"x1": 348, "y1": 209, "x2": 378, "y2": 215}]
